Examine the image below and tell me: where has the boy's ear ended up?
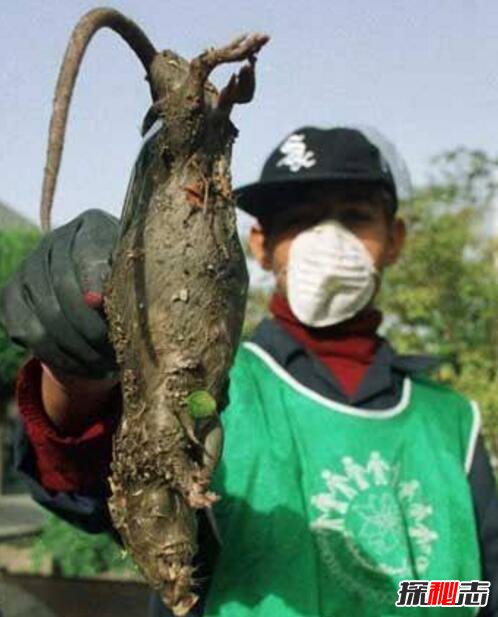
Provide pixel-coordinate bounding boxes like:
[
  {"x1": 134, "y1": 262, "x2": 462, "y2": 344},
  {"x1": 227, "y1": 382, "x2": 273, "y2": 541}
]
[
  {"x1": 248, "y1": 223, "x2": 272, "y2": 270},
  {"x1": 385, "y1": 218, "x2": 407, "y2": 265}
]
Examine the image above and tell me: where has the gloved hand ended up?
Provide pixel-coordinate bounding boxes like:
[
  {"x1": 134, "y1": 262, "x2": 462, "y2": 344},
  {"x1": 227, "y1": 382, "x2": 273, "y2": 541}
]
[{"x1": 1, "y1": 209, "x2": 119, "y2": 379}]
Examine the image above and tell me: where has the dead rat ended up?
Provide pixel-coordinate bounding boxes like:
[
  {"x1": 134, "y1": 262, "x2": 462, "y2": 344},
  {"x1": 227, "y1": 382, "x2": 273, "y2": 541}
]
[{"x1": 39, "y1": 7, "x2": 268, "y2": 614}]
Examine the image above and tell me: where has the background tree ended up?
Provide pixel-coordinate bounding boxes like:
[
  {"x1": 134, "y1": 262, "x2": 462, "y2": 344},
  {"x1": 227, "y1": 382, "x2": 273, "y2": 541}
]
[{"x1": 380, "y1": 148, "x2": 498, "y2": 461}]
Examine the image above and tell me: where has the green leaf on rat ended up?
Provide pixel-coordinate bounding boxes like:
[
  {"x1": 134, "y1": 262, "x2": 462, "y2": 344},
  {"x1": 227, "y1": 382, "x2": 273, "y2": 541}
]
[{"x1": 186, "y1": 390, "x2": 217, "y2": 418}]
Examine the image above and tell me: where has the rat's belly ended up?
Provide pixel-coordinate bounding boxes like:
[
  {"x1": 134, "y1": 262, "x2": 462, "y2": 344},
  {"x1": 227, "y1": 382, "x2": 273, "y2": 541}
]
[{"x1": 105, "y1": 164, "x2": 247, "y2": 617}]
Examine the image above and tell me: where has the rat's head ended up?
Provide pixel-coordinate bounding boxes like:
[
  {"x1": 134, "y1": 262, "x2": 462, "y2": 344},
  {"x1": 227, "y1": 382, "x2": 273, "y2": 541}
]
[
  {"x1": 120, "y1": 483, "x2": 197, "y2": 612},
  {"x1": 237, "y1": 126, "x2": 411, "y2": 326}
]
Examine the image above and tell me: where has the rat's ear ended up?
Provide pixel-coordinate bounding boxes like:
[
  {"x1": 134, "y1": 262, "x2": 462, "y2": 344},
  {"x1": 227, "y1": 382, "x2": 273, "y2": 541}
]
[
  {"x1": 385, "y1": 218, "x2": 406, "y2": 265},
  {"x1": 248, "y1": 223, "x2": 272, "y2": 270}
]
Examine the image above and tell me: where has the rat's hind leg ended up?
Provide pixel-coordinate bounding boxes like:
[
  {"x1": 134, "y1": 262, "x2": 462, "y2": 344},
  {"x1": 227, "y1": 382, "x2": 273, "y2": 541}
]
[{"x1": 188, "y1": 33, "x2": 269, "y2": 110}]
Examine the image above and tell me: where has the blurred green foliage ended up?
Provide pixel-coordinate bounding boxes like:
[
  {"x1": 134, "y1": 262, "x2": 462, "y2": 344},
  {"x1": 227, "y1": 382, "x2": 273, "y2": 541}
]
[
  {"x1": 31, "y1": 513, "x2": 136, "y2": 577},
  {"x1": 380, "y1": 148, "x2": 498, "y2": 458},
  {"x1": 242, "y1": 286, "x2": 269, "y2": 337}
]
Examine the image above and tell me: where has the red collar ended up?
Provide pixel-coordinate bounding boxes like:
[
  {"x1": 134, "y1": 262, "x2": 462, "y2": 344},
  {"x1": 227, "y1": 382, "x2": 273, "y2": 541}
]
[{"x1": 269, "y1": 293, "x2": 382, "y2": 396}]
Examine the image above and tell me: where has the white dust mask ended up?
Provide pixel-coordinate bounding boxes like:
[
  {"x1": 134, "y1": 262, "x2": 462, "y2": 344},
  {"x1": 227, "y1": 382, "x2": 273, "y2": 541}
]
[{"x1": 287, "y1": 220, "x2": 378, "y2": 327}]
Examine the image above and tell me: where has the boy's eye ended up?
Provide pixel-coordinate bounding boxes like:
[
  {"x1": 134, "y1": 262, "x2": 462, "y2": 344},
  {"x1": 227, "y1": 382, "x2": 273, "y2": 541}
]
[
  {"x1": 340, "y1": 211, "x2": 373, "y2": 223},
  {"x1": 287, "y1": 216, "x2": 320, "y2": 229}
]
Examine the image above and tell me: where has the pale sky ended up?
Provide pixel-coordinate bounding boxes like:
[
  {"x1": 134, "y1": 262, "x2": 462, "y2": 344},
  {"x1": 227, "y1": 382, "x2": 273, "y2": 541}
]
[{"x1": 1, "y1": 0, "x2": 498, "y2": 229}]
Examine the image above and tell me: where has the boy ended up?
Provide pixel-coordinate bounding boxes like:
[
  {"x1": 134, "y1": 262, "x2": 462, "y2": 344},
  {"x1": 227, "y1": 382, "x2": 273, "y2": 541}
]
[{"x1": 3, "y1": 126, "x2": 498, "y2": 616}]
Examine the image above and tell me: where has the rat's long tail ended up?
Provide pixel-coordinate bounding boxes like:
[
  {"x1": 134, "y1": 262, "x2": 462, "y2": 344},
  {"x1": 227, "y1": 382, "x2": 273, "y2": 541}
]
[{"x1": 40, "y1": 8, "x2": 157, "y2": 232}]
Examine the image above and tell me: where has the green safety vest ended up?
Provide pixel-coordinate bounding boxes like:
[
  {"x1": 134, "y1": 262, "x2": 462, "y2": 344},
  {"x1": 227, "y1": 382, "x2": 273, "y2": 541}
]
[{"x1": 204, "y1": 342, "x2": 482, "y2": 617}]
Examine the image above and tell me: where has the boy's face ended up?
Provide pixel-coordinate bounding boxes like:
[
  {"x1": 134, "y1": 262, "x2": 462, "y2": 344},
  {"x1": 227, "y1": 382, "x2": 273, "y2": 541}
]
[{"x1": 248, "y1": 193, "x2": 406, "y2": 297}]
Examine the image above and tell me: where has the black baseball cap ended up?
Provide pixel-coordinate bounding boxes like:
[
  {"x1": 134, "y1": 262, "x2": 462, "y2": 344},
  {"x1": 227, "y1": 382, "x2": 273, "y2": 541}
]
[{"x1": 235, "y1": 126, "x2": 410, "y2": 219}]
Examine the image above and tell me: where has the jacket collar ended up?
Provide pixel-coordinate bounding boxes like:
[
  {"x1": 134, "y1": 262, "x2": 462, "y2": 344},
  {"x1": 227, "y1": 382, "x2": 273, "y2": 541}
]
[{"x1": 250, "y1": 318, "x2": 439, "y2": 406}]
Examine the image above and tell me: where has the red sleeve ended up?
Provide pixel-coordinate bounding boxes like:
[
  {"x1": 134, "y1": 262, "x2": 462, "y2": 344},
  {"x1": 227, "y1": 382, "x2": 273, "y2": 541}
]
[{"x1": 16, "y1": 358, "x2": 120, "y2": 493}]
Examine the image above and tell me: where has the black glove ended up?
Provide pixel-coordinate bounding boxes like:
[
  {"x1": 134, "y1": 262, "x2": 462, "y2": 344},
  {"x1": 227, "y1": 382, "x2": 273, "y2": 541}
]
[{"x1": 0, "y1": 209, "x2": 119, "y2": 378}]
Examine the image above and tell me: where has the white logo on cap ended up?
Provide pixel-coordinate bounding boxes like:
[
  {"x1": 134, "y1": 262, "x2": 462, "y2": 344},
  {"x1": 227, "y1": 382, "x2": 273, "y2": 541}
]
[{"x1": 276, "y1": 133, "x2": 316, "y2": 172}]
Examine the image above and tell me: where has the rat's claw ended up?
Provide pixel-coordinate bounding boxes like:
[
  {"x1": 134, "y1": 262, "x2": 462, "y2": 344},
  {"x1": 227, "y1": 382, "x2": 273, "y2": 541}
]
[
  {"x1": 187, "y1": 485, "x2": 219, "y2": 509},
  {"x1": 217, "y1": 60, "x2": 257, "y2": 111}
]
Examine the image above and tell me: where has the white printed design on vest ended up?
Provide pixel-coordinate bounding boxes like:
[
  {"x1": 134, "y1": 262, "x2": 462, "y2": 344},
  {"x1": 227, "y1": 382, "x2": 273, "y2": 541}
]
[
  {"x1": 310, "y1": 451, "x2": 438, "y2": 577},
  {"x1": 276, "y1": 133, "x2": 316, "y2": 172}
]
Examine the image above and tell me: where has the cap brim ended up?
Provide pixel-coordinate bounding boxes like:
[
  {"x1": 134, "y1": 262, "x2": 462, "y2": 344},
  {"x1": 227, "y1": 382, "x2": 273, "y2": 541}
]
[
  {"x1": 235, "y1": 174, "x2": 396, "y2": 219},
  {"x1": 235, "y1": 179, "x2": 304, "y2": 219}
]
